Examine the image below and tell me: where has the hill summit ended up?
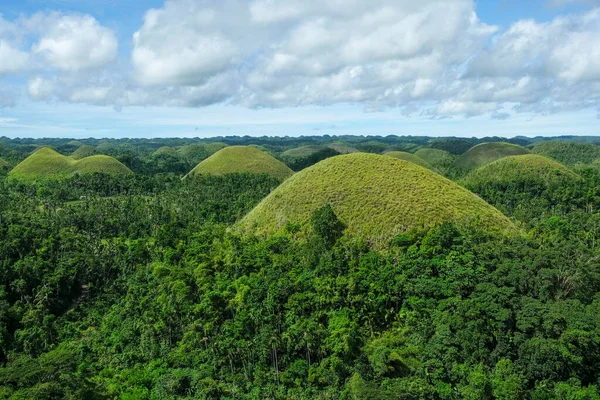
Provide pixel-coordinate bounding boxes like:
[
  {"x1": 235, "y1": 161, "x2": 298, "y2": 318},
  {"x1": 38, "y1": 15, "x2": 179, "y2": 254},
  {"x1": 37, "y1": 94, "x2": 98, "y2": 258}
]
[
  {"x1": 384, "y1": 151, "x2": 436, "y2": 171},
  {"x1": 238, "y1": 153, "x2": 517, "y2": 248},
  {"x1": 186, "y1": 146, "x2": 293, "y2": 181},
  {"x1": 454, "y1": 142, "x2": 530, "y2": 171},
  {"x1": 9, "y1": 147, "x2": 132, "y2": 181}
]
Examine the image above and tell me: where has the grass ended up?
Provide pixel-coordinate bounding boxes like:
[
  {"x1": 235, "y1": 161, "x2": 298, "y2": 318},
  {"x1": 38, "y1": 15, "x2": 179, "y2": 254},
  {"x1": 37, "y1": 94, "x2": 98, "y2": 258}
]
[
  {"x1": 186, "y1": 146, "x2": 294, "y2": 181},
  {"x1": 454, "y1": 142, "x2": 530, "y2": 171},
  {"x1": 384, "y1": 151, "x2": 436, "y2": 171},
  {"x1": 463, "y1": 155, "x2": 578, "y2": 187},
  {"x1": 281, "y1": 145, "x2": 327, "y2": 158},
  {"x1": 414, "y1": 148, "x2": 455, "y2": 169},
  {"x1": 238, "y1": 153, "x2": 517, "y2": 249},
  {"x1": 532, "y1": 141, "x2": 600, "y2": 167},
  {"x1": 70, "y1": 145, "x2": 97, "y2": 160},
  {"x1": 327, "y1": 143, "x2": 359, "y2": 154},
  {"x1": 9, "y1": 147, "x2": 133, "y2": 181}
]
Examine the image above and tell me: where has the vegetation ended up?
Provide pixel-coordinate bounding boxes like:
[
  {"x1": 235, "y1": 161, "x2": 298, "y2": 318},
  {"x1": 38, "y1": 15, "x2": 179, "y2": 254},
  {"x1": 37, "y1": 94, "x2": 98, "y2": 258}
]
[
  {"x1": 239, "y1": 153, "x2": 517, "y2": 248},
  {"x1": 153, "y1": 146, "x2": 179, "y2": 157},
  {"x1": 8, "y1": 147, "x2": 132, "y2": 181},
  {"x1": 532, "y1": 141, "x2": 600, "y2": 167},
  {"x1": 186, "y1": 146, "x2": 294, "y2": 181},
  {"x1": 177, "y1": 142, "x2": 228, "y2": 165},
  {"x1": 454, "y1": 142, "x2": 530, "y2": 172},
  {"x1": 414, "y1": 148, "x2": 456, "y2": 171},
  {"x1": 384, "y1": 151, "x2": 436, "y2": 171},
  {"x1": 0, "y1": 158, "x2": 8, "y2": 169},
  {"x1": 281, "y1": 146, "x2": 341, "y2": 172},
  {"x1": 70, "y1": 145, "x2": 98, "y2": 160},
  {"x1": 3, "y1": 136, "x2": 600, "y2": 399}
]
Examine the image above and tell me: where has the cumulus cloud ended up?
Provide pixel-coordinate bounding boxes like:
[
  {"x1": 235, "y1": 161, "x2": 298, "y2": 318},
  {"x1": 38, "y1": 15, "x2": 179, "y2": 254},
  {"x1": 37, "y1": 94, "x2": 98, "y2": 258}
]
[
  {"x1": 30, "y1": 13, "x2": 118, "y2": 71},
  {"x1": 4, "y1": 0, "x2": 600, "y2": 119},
  {"x1": 0, "y1": 40, "x2": 29, "y2": 75}
]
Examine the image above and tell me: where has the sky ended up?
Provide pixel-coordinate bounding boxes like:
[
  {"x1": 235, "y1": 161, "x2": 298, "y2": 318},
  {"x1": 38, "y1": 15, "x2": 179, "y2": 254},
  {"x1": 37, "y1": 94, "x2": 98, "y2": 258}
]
[{"x1": 0, "y1": 0, "x2": 600, "y2": 138}]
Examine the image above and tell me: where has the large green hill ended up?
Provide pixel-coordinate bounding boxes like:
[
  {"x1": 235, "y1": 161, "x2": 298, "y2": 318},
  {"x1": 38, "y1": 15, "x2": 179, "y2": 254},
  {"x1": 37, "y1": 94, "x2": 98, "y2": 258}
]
[
  {"x1": 186, "y1": 146, "x2": 293, "y2": 181},
  {"x1": 9, "y1": 147, "x2": 132, "y2": 181},
  {"x1": 532, "y1": 141, "x2": 600, "y2": 167},
  {"x1": 384, "y1": 151, "x2": 436, "y2": 171},
  {"x1": 454, "y1": 142, "x2": 530, "y2": 171},
  {"x1": 238, "y1": 153, "x2": 517, "y2": 248}
]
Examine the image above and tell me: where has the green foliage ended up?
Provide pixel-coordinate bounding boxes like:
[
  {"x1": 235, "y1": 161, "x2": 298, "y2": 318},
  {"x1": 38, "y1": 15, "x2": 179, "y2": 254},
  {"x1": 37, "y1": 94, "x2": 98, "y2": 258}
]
[
  {"x1": 384, "y1": 151, "x2": 436, "y2": 171},
  {"x1": 186, "y1": 146, "x2": 294, "y2": 181},
  {"x1": 9, "y1": 148, "x2": 132, "y2": 182},
  {"x1": 414, "y1": 148, "x2": 456, "y2": 172},
  {"x1": 281, "y1": 146, "x2": 341, "y2": 171},
  {"x1": 532, "y1": 141, "x2": 600, "y2": 167},
  {"x1": 239, "y1": 153, "x2": 518, "y2": 248},
  {"x1": 327, "y1": 143, "x2": 359, "y2": 154},
  {"x1": 454, "y1": 142, "x2": 530, "y2": 172},
  {"x1": 310, "y1": 204, "x2": 345, "y2": 246}
]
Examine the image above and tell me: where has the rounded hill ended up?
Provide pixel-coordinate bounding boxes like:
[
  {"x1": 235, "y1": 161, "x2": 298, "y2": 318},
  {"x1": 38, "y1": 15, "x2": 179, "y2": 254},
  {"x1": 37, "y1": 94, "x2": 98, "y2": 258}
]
[
  {"x1": 186, "y1": 146, "x2": 293, "y2": 181},
  {"x1": 70, "y1": 145, "x2": 97, "y2": 160},
  {"x1": 454, "y1": 142, "x2": 530, "y2": 171},
  {"x1": 327, "y1": 143, "x2": 359, "y2": 154},
  {"x1": 464, "y1": 155, "x2": 577, "y2": 188},
  {"x1": 414, "y1": 148, "x2": 455, "y2": 169},
  {"x1": 9, "y1": 147, "x2": 132, "y2": 181},
  {"x1": 532, "y1": 141, "x2": 600, "y2": 167},
  {"x1": 153, "y1": 146, "x2": 179, "y2": 157},
  {"x1": 384, "y1": 151, "x2": 435, "y2": 171},
  {"x1": 238, "y1": 153, "x2": 517, "y2": 248},
  {"x1": 281, "y1": 145, "x2": 326, "y2": 158}
]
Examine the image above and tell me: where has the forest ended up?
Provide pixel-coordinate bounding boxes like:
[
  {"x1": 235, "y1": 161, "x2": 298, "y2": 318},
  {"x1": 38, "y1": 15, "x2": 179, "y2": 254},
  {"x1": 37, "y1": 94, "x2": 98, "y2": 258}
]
[{"x1": 1, "y1": 135, "x2": 600, "y2": 399}]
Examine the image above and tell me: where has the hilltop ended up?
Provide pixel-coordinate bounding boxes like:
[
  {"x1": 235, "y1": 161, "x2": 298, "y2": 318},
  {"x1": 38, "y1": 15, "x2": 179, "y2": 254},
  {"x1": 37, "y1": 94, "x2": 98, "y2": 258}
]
[
  {"x1": 153, "y1": 146, "x2": 179, "y2": 157},
  {"x1": 454, "y1": 142, "x2": 530, "y2": 171},
  {"x1": 238, "y1": 153, "x2": 517, "y2": 248},
  {"x1": 9, "y1": 147, "x2": 132, "y2": 181},
  {"x1": 70, "y1": 145, "x2": 98, "y2": 160},
  {"x1": 186, "y1": 146, "x2": 293, "y2": 181},
  {"x1": 177, "y1": 142, "x2": 228, "y2": 165},
  {"x1": 384, "y1": 151, "x2": 436, "y2": 171},
  {"x1": 532, "y1": 141, "x2": 600, "y2": 167},
  {"x1": 327, "y1": 143, "x2": 359, "y2": 154}
]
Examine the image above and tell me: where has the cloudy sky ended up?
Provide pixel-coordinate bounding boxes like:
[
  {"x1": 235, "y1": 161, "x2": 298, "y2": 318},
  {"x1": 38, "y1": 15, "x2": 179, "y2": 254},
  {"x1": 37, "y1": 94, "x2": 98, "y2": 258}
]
[{"x1": 0, "y1": 0, "x2": 600, "y2": 138}]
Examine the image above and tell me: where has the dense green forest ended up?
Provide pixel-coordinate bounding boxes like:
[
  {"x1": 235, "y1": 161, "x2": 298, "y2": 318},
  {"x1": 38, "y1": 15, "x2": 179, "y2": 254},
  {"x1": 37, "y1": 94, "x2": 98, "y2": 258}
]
[{"x1": 2, "y1": 135, "x2": 600, "y2": 399}]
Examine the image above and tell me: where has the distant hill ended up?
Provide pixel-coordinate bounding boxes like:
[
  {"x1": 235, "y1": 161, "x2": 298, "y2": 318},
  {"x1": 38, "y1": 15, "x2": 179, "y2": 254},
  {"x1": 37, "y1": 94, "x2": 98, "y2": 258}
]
[
  {"x1": 327, "y1": 143, "x2": 359, "y2": 154},
  {"x1": 384, "y1": 151, "x2": 436, "y2": 171},
  {"x1": 186, "y1": 146, "x2": 293, "y2": 181},
  {"x1": 414, "y1": 148, "x2": 455, "y2": 170},
  {"x1": 532, "y1": 141, "x2": 600, "y2": 167},
  {"x1": 70, "y1": 145, "x2": 97, "y2": 160},
  {"x1": 177, "y1": 142, "x2": 228, "y2": 165},
  {"x1": 9, "y1": 147, "x2": 132, "y2": 181},
  {"x1": 281, "y1": 145, "x2": 327, "y2": 158},
  {"x1": 454, "y1": 142, "x2": 530, "y2": 171},
  {"x1": 238, "y1": 153, "x2": 517, "y2": 248},
  {"x1": 153, "y1": 146, "x2": 179, "y2": 157}
]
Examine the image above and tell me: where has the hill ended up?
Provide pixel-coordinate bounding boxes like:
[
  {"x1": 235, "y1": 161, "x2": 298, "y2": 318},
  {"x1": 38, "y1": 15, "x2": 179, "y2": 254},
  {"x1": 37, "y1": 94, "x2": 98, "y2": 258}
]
[
  {"x1": 414, "y1": 148, "x2": 455, "y2": 170},
  {"x1": 384, "y1": 151, "x2": 436, "y2": 171},
  {"x1": 9, "y1": 147, "x2": 132, "y2": 181},
  {"x1": 70, "y1": 145, "x2": 97, "y2": 160},
  {"x1": 463, "y1": 155, "x2": 577, "y2": 187},
  {"x1": 177, "y1": 142, "x2": 228, "y2": 164},
  {"x1": 186, "y1": 146, "x2": 293, "y2": 181},
  {"x1": 281, "y1": 145, "x2": 326, "y2": 158},
  {"x1": 532, "y1": 141, "x2": 600, "y2": 167},
  {"x1": 153, "y1": 146, "x2": 179, "y2": 157},
  {"x1": 238, "y1": 153, "x2": 517, "y2": 248},
  {"x1": 327, "y1": 143, "x2": 359, "y2": 154},
  {"x1": 454, "y1": 142, "x2": 530, "y2": 171}
]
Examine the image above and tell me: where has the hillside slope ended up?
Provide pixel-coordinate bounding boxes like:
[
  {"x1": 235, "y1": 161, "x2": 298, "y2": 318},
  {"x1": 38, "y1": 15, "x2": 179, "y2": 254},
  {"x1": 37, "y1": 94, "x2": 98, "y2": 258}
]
[
  {"x1": 454, "y1": 142, "x2": 530, "y2": 171},
  {"x1": 239, "y1": 153, "x2": 517, "y2": 248}
]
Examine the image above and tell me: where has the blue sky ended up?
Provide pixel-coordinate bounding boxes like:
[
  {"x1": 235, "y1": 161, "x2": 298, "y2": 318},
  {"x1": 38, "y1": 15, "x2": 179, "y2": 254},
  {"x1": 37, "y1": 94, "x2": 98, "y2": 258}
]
[{"x1": 0, "y1": 0, "x2": 599, "y2": 138}]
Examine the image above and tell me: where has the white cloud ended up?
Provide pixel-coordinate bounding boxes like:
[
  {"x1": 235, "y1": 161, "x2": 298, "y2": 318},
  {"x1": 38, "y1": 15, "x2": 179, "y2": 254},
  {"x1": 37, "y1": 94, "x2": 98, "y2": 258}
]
[
  {"x1": 31, "y1": 13, "x2": 118, "y2": 71},
  {"x1": 0, "y1": 40, "x2": 29, "y2": 75}
]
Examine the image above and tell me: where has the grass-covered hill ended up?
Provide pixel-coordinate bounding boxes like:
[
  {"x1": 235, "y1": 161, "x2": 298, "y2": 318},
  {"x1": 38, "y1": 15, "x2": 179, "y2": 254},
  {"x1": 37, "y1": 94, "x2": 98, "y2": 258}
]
[
  {"x1": 153, "y1": 146, "x2": 179, "y2": 157},
  {"x1": 177, "y1": 142, "x2": 228, "y2": 165},
  {"x1": 186, "y1": 146, "x2": 294, "y2": 181},
  {"x1": 281, "y1": 145, "x2": 327, "y2": 158},
  {"x1": 462, "y1": 154, "x2": 579, "y2": 222},
  {"x1": 414, "y1": 148, "x2": 455, "y2": 170},
  {"x1": 9, "y1": 147, "x2": 133, "y2": 181},
  {"x1": 463, "y1": 155, "x2": 577, "y2": 187},
  {"x1": 70, "y1": 145, "x2": 98, "y2": 160},
  {"x1": 454, "y1": 142, "x2": 530, "y2": 171},
  {"x1": 326, "y1": 143, "x2": 359, "y2": 154},
  {"x1": 238, "y1": 153, "x2": 517, "y2": 248},
  {"x1": 532, "y1": 141, "x2": 600, "y2": 167},
  {"x1": 384, "y1": 151, "x2": 436, "y2": 171}
]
